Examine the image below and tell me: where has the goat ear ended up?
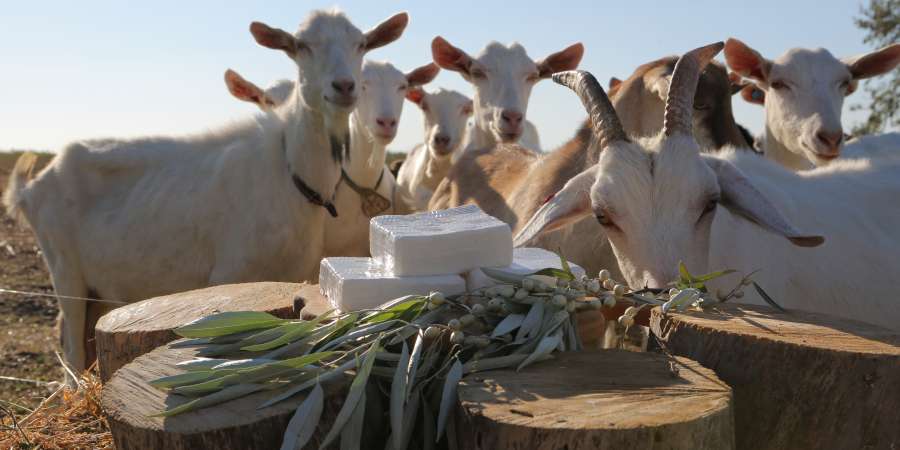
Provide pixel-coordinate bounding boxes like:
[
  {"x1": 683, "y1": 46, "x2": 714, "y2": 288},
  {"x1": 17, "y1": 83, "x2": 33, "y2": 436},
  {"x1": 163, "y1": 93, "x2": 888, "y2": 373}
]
[
  {"x1": 537, "y1": 43, "x2": 584, "y2": 78},
  {"x1": 513, "y1": 166, "x2": 596, "y2": 247},
  {"x1": 844, "y1": 43, "x2": 900, "y2": 80},
  {"x1": 432, "y1": 36, "x2": 475, "y2": 76},
  {"x1": 406, "y1": 63, "x2": 440, "y2": 87},
  {"x1": 609, "y1": 77, "x2": 622, "y2": 90},
  {"x1": 250, "y1": 22, "x2": 298, "y2": 57},
  {"x1": 364, "y1": 12, "x2": 409, "y2": 51},
  {"x1": 406, "y1": 87, "x2": 425, "y2": 105},
  {"x1": 224, "y1": 70, "x2": 275, "y2": 109},
  {"x1": 724, "y1": 38, "x2": 771, "y2": 83},
  {"x1": 740, "y1": 83, "x2": 765, "y2": 105},
  {"x1": 704, "y1": 156, "x2": 824, "y2": 247}
]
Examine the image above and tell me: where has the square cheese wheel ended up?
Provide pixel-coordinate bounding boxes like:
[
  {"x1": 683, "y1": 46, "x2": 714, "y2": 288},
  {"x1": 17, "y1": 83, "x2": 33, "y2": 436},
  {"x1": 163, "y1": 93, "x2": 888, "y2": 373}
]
[
  {"x1": 463, "y1": 247, "x2": 587, "y2": 292},
  {"x1": 370, "y1": 205, "x2": 513, "y2": 276},
  {"x1": 320, "y1": 257, "x2": 466, "y2": 312}
]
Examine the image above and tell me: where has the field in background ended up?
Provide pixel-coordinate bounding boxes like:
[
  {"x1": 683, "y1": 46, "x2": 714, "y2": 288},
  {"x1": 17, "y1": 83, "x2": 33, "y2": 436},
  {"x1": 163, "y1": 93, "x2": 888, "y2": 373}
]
[{"x1": 0, "y1": 152, "x2": 59, "y2": 412}]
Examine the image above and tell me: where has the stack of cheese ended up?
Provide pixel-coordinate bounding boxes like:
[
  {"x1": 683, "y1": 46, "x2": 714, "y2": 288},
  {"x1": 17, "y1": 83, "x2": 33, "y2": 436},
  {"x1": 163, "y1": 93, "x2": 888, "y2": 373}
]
[{"x1": 320, "y1": 205, "x2": 585, "y2": 311}]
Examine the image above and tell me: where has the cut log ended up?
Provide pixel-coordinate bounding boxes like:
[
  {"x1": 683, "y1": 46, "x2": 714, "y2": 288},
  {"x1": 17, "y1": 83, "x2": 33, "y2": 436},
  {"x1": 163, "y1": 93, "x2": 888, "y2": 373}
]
[
  {"x1": 102, "y1": 340, "x2": 346, "y2": 450},
  {"x1": 456, "y1": 350, "x2": 735, "y2": 450},
  {"x1": 95, "y1": 282, "x2": 328, "y2": 381},
  {"x1": 651, "y1": 303, "x2": 900, "y2": 450}
]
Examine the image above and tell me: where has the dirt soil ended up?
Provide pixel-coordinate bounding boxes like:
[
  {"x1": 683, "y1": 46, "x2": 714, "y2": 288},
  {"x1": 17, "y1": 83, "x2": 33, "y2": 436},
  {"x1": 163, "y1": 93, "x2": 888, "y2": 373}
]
[{"x1": 0, "y1": 152, "x2": 60, "y2": 415}]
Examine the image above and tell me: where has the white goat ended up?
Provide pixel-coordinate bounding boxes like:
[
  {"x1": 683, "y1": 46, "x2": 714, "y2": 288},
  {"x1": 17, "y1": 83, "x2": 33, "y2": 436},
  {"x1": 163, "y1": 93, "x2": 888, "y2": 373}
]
[
  {"x1": 324, "y1": 60, "x2": 439, "y2": 256},
  {"x1": 225, "y1": 61, "x2": 440, "y2": 255},
  {"x1": 395, "y1": 88, "x2": 473, "y2": 212},
  {"x1": 725, "y1": 38, "x2": 900, "y2": 170},
  {"x1": 2, "y1": 10, "x2": 409, "y2": 373},
  {"x1": 515, "y1": 43, "x2": 900, "y2": 331},
  {"x1": 430, "y1": 37, "x2": 583, "y2": 153}
]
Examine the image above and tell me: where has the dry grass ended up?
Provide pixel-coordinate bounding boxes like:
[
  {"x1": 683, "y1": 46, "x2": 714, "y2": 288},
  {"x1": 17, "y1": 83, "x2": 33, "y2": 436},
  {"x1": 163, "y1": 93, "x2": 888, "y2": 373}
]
[{"x1": 0, "y1": 364, "x2": 112, "y2": 450}]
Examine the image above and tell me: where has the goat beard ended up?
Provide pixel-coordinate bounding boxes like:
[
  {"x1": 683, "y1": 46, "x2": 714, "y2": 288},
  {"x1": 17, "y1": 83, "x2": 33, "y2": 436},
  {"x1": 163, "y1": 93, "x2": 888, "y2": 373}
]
[{"x1": 325, "y1": 111, "x2": 351, "y2": 164}]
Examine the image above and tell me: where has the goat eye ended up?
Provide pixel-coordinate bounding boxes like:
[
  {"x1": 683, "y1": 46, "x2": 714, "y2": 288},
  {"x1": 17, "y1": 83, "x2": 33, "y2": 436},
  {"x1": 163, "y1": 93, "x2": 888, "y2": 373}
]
[
  {"x1": 470, "y1": 69, "x2": 487, "y2": 80},
  {"x1": 770, "y1": 80, "x2": 789, "y2": 91},
  {"x1": 839, "y1": 79, "x2": 851, "y2": 90},
  {"x1": 357, "y1": 42, "x2": 366, "y2": 52},
  {"x1": 595, "y1": 211, "x2": 612, "y2": 227},
  {"x1": 702, "y1": 199, "x2": 718, "y2": 216},
  {"x1": 399, "y1": 85, "x2": 408, "y2": 92}
]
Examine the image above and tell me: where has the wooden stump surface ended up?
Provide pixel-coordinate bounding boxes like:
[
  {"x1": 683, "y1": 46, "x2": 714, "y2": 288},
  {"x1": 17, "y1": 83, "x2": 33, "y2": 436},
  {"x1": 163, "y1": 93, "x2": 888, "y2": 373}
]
[
  {"x1": 101, "y1": 341, "x2": 346, "y2": 450},
  {"x1": 651, "y1": 303, "x2": 900, "y2": 450},
  {"x1": 456, "y1": 350, "x2": 735, "y2": 450},
  {"x1": 95, "y1": 282, "x2": 327, "y2": 381}
]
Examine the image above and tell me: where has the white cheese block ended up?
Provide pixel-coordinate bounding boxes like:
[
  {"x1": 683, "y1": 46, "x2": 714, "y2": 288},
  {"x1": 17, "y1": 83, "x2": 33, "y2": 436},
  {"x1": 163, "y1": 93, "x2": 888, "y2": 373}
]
[
  {"x1": 320, "y1": 257, "x2": 466, "y2": 312},
  {"x1": 463, "y1": 247, "x2": 587, "y2": 292},
  {"x1": 370, "y1": 205, "x2": 513, "y2": 277}
]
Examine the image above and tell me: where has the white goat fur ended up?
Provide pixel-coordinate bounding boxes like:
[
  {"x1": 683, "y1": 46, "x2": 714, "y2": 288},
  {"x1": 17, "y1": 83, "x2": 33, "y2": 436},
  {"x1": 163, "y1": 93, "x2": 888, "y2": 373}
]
[
  {"x1": 432, "y1": 37, "x2": 583, "y2": 152},
  {"x1": 324, "y1": 60, "x2": 438, "y2": 256},
  {"x1": 3, "y1": 10, "x2": 409, "y2": 372},
  {"x1": 517, "y1": 61, "x2": 900, "y2": 330},
  {"x1": 726, "y1": 39, "x2": 900, "y2": 170},
  {"x1": 522, "y1": 130, "x2": 900, "y2": 330},
  {"x1": 395, "y1": 88, "x2": 472, "y2": 212}
]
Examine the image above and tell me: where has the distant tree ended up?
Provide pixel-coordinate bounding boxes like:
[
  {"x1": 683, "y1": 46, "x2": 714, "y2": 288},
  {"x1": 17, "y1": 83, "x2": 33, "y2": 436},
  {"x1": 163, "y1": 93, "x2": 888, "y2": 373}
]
[{"x1": 851, "y1": 0, "x2": 899, "y2": 135}]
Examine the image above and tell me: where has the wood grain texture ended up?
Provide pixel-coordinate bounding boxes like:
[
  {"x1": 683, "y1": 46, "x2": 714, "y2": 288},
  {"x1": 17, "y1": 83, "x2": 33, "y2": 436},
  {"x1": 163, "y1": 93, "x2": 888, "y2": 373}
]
[
  {"x1": 101, "y1": 341, "x2": 346, "y2": 450},
  {"x1": 456, "y1": 350, "x2": 735, "y2": 450},
  {"x1": 651, "y1": 303, "x2": 900, "y2": 450},
  {"x1": 95, "y1": 282, "x2": 326, "y2": 381}
]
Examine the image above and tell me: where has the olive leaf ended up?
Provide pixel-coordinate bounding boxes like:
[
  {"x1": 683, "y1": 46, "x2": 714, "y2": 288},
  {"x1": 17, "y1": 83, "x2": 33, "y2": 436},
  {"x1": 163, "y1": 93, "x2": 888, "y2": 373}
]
[
  {"x1": 515, "y1": 302, "x2": 544, "y2": 342},
  {"x1": 320, "y1": 339, "x2": 381, "y2": 448},
  {"x1": 436, "y1": 359, "x2": 463, "y2": 441},
  {"x1": 491, "y1": 313, "x2": 525, "y2": 338},
  {"x1": 406, "y1": 331, "x2": 425, "y2": 399},
  {"x1": 390, "y1": 342, "x2": 410, "y2": 450},
  {"x1": 242, "y1": 309, "x2": 334, "y2": 352},
  {"x1": 175, "y1": 311, "x2": 285, "y2": 338},
  {"x1": 156, "y1": 383, "x2": 265, "y2": 417},
  {"x1": 518, "y1": 331, "x2": 561, "y2": 372},
  {"x1": 280, "y1": 382, "x2": 324, "y2": 450},
  {"x1": 149, "y1": 370, "x2": 219, "y2": 390},
  {"x1": 753, "y1": 282, "x2": 786, "y2": 312},
  {"x1": 340, "y1": 390, "x2": 366, "y2": 450}
]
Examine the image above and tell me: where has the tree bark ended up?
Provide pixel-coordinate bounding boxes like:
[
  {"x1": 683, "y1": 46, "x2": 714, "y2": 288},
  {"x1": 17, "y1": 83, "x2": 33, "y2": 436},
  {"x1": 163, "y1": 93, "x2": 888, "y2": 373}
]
[
  {"x1": 95, "y1": 282, "x2": 326, "y2": 381},
  {"x1": 101, "y1": 341, "x2": 345, "y2": 450},
  {"x1": 651, "y1": 303, "x2": 900, "y2": 450},
  {"x1": 456, "y1": 350, "x2": 735, "y2": 450}
]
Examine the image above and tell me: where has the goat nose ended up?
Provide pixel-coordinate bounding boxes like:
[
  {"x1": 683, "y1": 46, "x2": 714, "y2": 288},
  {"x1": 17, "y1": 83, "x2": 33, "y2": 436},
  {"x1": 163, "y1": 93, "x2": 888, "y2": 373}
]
[
  {"x1": 501, "y1": 110, "x2": 523, "y2": 127},
  {"x1": 816, "y1": 130, "x2": 844, "y2": 153},
  {"x1": 376, "y1": 117, "x2": 397, "y2": 129},
  {"x1": 433, "y1": 134, "x2": 450, "y2": 147},
  {"x1": 331, "y1": 79, "x2": 355, "y2": 95}
]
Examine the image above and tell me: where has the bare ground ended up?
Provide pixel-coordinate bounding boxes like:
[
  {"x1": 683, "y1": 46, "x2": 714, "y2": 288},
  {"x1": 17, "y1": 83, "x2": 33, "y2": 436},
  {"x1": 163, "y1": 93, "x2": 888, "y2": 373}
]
[{"x1": 0, "y1": 152, "x2": 60, "y2": 414}]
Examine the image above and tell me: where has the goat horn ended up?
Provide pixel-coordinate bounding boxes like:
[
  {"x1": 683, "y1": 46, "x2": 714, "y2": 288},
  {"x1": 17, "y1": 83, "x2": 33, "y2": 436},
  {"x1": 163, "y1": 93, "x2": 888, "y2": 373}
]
[
  {"x1": 663, "y1": 42, "x2": 725, "y2": 137},
  {"x1": 552, "y1": 70, "x2": 627, "y2": 148}
]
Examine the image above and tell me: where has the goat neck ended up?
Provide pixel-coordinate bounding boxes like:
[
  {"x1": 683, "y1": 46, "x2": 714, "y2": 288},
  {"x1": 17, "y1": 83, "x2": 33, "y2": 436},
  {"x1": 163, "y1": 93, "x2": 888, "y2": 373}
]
[{"x1": 345, "y1": 111, "x2": 388, "y2": 187}]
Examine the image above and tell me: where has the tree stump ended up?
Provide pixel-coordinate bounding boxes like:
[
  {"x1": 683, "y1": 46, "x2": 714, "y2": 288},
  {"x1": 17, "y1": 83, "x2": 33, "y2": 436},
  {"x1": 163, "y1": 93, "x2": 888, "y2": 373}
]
[
  {"x1": 95, "y1": 282, "x2": 328, "y2": 381},
  {"x1": 102, "y1": 341, "x2": 346, "y2": 450},
  {"x1": 456, "y1": 350, "x2": 735, "y2": 450},
  {"x1": 650, "y1": 303, "x2": 900, "y2": 450}
]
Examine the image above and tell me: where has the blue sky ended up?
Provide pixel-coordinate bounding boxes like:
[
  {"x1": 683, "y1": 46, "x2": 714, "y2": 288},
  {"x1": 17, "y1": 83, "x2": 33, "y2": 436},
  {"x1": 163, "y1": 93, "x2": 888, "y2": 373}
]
[{"x1": 0, "y1": 1, "x2": 883, "y2": 152}]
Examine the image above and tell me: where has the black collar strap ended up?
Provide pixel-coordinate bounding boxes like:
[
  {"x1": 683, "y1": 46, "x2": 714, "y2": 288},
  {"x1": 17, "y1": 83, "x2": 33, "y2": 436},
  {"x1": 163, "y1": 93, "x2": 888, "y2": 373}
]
[
  {"x1": 292, "y1": 173, "x2": 338, "y2": 217},
  {"x1": 340, "y1": 168, "x2": 391, "y2": 217},
  {"x1": 341, "y1": 167, "x2": 385, "y2": 193},
  {"x1": 283, "y1": 132, "x2": 338, "y2": 217}
]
